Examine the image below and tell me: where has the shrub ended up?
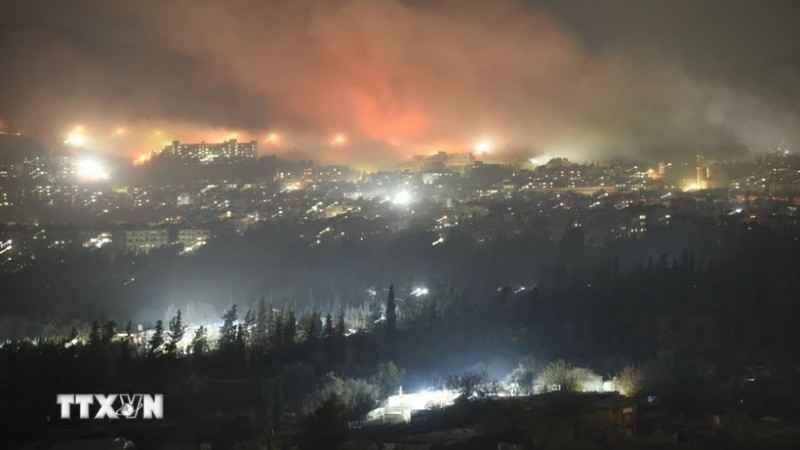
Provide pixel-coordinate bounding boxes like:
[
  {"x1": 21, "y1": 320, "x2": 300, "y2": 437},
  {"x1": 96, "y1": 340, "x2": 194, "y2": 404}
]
[
  {"x1": 536, "y1": 360, "x2": 601, "y2": 393},
  {"x1": 305, "y1": 373, "x2": 380, "y2": 420},
  {"x1": 616, "y1": 364, "x2": 644, "y2": 397},
  {"x1": 301, "y1": 395, "x2": 349, "y2": 450},
  {"x1": 505, "y1": 356, "x2": 540, "y2": 395},
  {"x1": 446, "y1": 369, "x2": 490, "y2": 401},
  {"x1": 370, "y1": 361, "x2": 405, "y2": 397}
]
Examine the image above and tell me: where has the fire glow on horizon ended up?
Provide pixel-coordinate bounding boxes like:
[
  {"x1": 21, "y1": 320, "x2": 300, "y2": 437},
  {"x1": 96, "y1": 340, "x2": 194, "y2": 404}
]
[{"x1": 2, "y1": 1, "x2": 800, "y2": 169}]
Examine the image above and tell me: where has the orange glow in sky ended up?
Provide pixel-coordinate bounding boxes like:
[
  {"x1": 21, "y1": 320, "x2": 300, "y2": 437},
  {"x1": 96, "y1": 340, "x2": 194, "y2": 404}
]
[
  {"x1": 133, "y1": 153, "x2": 151, "y2": 165},
  {"x1": 64, "y1": 130, "x2": 87, "y2": 146},
  {"x1": 475, "y1": 139, "x2": 492, "y2": 155}
]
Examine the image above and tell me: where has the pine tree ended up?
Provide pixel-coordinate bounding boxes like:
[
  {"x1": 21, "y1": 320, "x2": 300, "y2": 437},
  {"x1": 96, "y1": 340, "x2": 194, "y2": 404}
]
[
  {"x1": 323, "y1": 314, "x2": 334, "y2": 339},
  {"x1": 148, "y1": 320, "x2": 165, "y2": 356},
  {"x1": 298, "y1": 311, "x2": 309, "y2": 342},
  {"x1": 243, "y1": 309, "x2": 255, "y2": 345},
  {"x1": 220, "y1": 304, "x2": 239, "y2": 351},
  {"x1": 165, "y1": 309, "x2": 185, "y2": 356},
  {"x1": 283, "y1": 309, "x2": 296, "y2": 345},
  {"x1": 101, "y1": 320, "x2": 117, "y2": 344},
  {"x1": 235, "y1": 324, "x2": 246, "y2": 353},
  {"x1": 254, "y1": 297, "x2": 269, "y2": 348},
  {"x1": 120, "y1": 321, "x2": 132, "y2": 360},
  {"x1": 89, "y1": 320, "x2": 101, "y2": 346},
  {"x1": 271, "y1": 308, "x2": 283, "y2": 348},
  {"x1": 265, "y1": 306, "x2": 275, "y2": 347},
  {"x1": 335, "y1": 307, "x2": 346, "y2": 338},
  {"x1": 190, "y1": 326, "x2": 208, "y2": 357},
  {"x1": 386, "y1": 284, "x2": 397, "y2": 344},
  {"x1": 303, "y1": 310, "x2": 319, "y2": 343}
]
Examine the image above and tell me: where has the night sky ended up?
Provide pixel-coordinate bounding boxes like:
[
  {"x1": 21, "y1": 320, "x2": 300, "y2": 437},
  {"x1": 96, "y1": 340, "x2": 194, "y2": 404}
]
[{"x1": 1, "y1": 0, "x2": 799, "y2": 166}]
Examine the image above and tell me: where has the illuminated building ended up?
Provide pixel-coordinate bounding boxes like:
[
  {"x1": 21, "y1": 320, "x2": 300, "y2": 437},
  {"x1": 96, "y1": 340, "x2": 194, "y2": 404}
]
[
  {"x1": 324, "y1": 203, "x2": 359, "y2": 218},
  {"x1": 124, "y1": 229, "x2": 168, "y2": 255},
  {"x1": 411, "y1": 151, "x2": 475, "y2": 171},
  {"x1": 156, "y1": 139, "x2": 257, "y2": 165},
  {"x1": 177, "y1": 228, "x2": 210, "y2": 253},
  {"x1": 443, "y1": 152, "x2": 476, "y2": 167},
  {"x1": 82, "y1": 232, "x2": 112, "y2": 249},
  {"x1": 50, "y1": 155, "x2": 78, "y2": 180},
  {"x1": 177, "y1": 228, "x2": 210, "y2": 247},
  {"x1": 695, "y1": 154, "x2": 707, "y2": 190},
  {"x1": 177, "y1": 192, "x2": 193, "y2": 206},
  {"x1": 366, "y1": 388, "x2": 458, "y2": 424}
]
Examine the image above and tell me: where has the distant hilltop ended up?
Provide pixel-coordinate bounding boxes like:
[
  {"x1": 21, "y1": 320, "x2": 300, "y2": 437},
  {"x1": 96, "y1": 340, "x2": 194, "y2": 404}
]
[{"x1": 151, "y1": 139, "x2": 257, "y2": 165}]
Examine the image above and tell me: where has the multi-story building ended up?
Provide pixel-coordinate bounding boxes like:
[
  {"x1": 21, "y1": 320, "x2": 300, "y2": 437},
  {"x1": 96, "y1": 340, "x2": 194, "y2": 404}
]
[
  {"x1": 124, "y1": 229, "x2": 168, "y2": 254},
  {"x1": 177, "y1": 228, "x2": 210, "y2": 248},
  {"x1": 411, "y1": 151, "x2": 475, "y2": 171},
  {"x1": 156, "y1": 139, "x2": 257, "y2": 165},
  {"x1": 177, "y1": 192, "x2": 194, "y2": 205}
]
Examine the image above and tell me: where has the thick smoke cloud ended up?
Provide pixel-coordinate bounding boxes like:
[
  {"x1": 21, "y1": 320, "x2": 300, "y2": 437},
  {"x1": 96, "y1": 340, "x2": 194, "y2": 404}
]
[{"x1": 1, "y1": 0, "x2": 798, "y2": 166}]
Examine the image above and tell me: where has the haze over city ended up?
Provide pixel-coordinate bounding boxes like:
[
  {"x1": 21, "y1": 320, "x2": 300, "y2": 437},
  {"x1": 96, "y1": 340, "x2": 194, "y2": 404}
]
[{"x1": 2, "y1": 0, "x2": 800, "y2": 167}]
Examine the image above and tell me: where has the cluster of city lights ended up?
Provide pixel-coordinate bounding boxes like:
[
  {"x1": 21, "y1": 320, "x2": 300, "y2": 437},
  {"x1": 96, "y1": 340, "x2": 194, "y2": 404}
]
[
  {"x1": 67, "y1": 127, "x2": 346, "y2": 148},
  {"x1": 76, "y1": 158, "x2": 110, "y2": 181},
  {"x1": 82, "y1": 233, "x2": 112, "y2": 249},
  {"x1": 392, "y1": 190, "x2": 412, "y2": 206},
  {"x1": 57, "y1": 122, "x2": 518, "y2": 168}
]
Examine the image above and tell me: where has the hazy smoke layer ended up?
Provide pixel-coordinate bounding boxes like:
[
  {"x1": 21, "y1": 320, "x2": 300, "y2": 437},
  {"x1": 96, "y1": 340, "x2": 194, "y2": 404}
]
[{"x1": 1, "y1": 0, "x2": 798, "y2": 165}]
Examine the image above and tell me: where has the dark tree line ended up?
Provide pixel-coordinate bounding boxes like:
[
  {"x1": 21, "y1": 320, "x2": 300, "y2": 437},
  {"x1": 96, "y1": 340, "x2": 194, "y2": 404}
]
[{"x1": 2, "y1": 221, "x2": 800, "y2": 446}]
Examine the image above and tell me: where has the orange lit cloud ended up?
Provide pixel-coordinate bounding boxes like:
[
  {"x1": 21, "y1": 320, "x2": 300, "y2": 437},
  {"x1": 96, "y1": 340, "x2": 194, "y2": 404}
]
[{"x1": 1, "y1": 0, "x2": 799, "y2": 166}]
